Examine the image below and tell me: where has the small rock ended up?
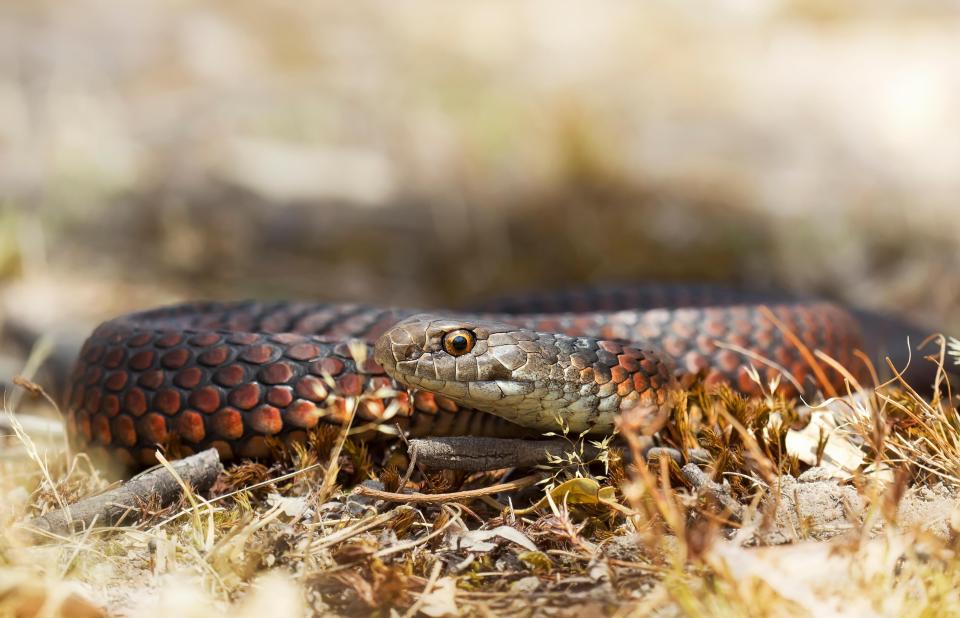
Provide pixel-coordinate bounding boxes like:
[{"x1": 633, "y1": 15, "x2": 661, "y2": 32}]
[{"x1": 510, "y1": 576, "x2": 540, "y2": 593}]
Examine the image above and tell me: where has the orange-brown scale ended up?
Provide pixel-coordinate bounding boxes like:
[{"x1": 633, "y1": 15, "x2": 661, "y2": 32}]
[
  {"x1": 66, "y1": 297, "x2": 874, "y2": 467},
  {"x1": 503, "y1": 302, "x2": 868, "y2": 398},
  {"x1": 65, "y1": 305, "x2": 423, "y2": 467}
]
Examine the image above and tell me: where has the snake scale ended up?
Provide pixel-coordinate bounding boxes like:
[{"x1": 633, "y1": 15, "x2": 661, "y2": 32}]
[{"x1": 64, "y1": 285, "x2": 923, "y2": 468}]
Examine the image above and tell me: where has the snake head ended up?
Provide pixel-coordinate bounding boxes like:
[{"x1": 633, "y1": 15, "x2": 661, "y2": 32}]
[{"x1": 374, "y1": 313, "x2": 674, "y2": 435}]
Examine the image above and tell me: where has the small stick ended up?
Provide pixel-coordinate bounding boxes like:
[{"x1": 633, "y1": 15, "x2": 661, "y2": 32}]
[
  {"x1": 646, "y1": 446, "x2": 711, "y2": 465},
  {"x1": 308, "y1": 506, "x2": 412, "y2": 549},
  {"x1": 407, "y1": 437, "x2": 603, "y2": 471},
  {"x1": 355, "y1": 472, "x2": 545, "y2": 504},
  {"x1": 21, "y1": 448, "x2": 223, "y2": 538},
  {"x1": 681, "y1": 463, "x2": 743, "y2": 522},
  {"x1": 0, "y1": 412, "x2": 64, "y2": 438}
]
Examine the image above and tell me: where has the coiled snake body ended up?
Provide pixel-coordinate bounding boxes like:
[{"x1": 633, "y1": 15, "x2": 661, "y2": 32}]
[{"x1": 65, "y1": 285, "x2": 905, "y2": 467}]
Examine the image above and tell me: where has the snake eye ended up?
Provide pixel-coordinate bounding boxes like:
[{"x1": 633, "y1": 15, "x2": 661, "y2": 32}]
[{"x1": 442, "y1": 329, "x2": 476, "y2": 357}]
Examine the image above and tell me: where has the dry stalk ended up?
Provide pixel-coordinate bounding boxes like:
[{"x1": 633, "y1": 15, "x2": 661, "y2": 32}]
[{"x1": 355, "y1": 472, "x2": 546, "y2": 504}]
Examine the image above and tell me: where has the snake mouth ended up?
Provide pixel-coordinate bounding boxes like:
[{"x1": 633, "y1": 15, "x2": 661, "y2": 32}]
[{"x1": 397, "y1": 373, "x2": 537, "y2": 403}]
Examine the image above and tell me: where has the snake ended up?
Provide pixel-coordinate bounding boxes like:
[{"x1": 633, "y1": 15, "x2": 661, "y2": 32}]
[{"x1": 64, "y1": 284, "x2": 930, "y2": 467}]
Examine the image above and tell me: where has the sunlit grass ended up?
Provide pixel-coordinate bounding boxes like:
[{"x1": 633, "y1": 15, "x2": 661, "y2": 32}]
[{"x1": 3, "y1": 344, "x2": 960, "y2": 616}]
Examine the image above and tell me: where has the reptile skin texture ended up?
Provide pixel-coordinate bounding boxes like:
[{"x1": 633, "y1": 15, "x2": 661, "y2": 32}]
[{"x1": 65, "y1": 286, "x2": 878, "y2": 467}]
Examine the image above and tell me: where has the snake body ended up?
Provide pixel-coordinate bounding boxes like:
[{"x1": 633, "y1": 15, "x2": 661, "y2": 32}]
[{"x1": 65, "y1": 285, "x2": 892, "y2": 467}]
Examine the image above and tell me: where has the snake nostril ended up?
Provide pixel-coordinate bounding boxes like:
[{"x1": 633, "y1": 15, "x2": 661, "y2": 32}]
[
  {"x1": 379, "y1": 339, "x2": 420, "y2": 365},
  {"x1": 376, "y1": 321, "x2": 432, "y2": 372},
  {"x1": 393, "y1": 342, "x2": 417, "y2": 361}
]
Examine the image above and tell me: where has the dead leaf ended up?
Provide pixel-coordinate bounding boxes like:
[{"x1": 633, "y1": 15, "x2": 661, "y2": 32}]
[
  {"x1": 517, "y1": 478, "x2": 621, "y2": 515},
  {"x1": 418, "y1": 577, "x2": 458, "y2": 618},
  {"x1": 450, "y1": 525, "x2": 538, "y2": 552}
]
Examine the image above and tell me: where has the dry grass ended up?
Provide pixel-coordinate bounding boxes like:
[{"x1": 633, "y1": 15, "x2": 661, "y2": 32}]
[{"x1": 3, "y1": 341, "x2": 960, "y2": 617}]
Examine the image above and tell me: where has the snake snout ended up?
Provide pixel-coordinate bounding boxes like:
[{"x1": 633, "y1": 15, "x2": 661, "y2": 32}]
[{"x1": 373, "y1": 325, "x2": 421, "y2": 371}]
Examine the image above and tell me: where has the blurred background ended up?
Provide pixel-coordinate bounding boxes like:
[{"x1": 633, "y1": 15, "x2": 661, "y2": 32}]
[{"x1": 1, "y1": 0, "x2": 959, "y2": 392}]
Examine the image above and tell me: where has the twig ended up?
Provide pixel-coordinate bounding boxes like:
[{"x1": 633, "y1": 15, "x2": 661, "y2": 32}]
[
  {"x1": 308, "y1": 506, "x2": 412, "y2": 550},
  {"x1": 0, "y1": 410, "x2": 64, "y2": 438},
  {"x1": 681, "y1": 463, "x2": 744, "y2": 522},
  {"x1": 21, "y1": 448, "x2": 223, "y2": 537},
  {"x1": 408, "y1": 437, "x2": 602, "y2": 471},
  {"x1": 7, "y1": 337, "x2": 55, "y2": 412},
  {"x1": 355, "y1": 472, "x2": 546, "y2": 504},
  {"x1": 152, "y1": 461, "x2": 325, "y2": 529},
  {"x1": 373, "y1": 504, "x2": 464, "y2": 558},
  {"x1": 646, "y1": 446, "x2": 710, "y2": 465},
  {"x1": 398, "y1": 440, "x2": 419, "y2": 489}
]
